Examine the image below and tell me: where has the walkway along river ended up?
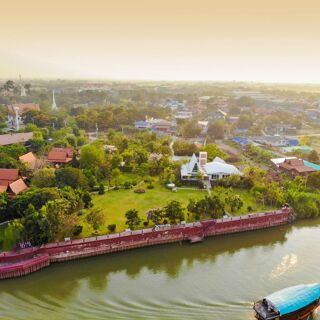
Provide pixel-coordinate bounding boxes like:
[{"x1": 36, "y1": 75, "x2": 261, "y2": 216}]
[
  {"x1": 0, "y1": 218, "x2": 320, "y2": 319},
  {"x1": 0, "y1": 208, "x2": 291, "y2": 279}
]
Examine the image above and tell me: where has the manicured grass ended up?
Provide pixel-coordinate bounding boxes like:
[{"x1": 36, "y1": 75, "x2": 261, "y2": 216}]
[{"x1": 88, "y1": 183, "x2": 276, "y2": 236}]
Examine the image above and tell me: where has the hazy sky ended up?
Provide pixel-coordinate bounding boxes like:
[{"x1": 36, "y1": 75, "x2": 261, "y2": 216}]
[{"x1": 1, "y1": 0, "x2": 320, "y2": 82}]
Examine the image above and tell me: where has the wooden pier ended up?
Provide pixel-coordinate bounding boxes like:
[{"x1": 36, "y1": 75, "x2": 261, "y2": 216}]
[{"x1": 0, "y1": 208, "x2": 292, "y2": 280}]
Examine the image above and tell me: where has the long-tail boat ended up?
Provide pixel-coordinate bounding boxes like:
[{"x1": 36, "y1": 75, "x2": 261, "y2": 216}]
[{"x1": 253, "y1": 284, "x2": 320, "y2": 320}]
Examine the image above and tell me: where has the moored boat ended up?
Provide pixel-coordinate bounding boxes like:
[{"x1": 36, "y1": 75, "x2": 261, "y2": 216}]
[{"x1": 253, "y1": 284, "x2": 320, "y2": 320}]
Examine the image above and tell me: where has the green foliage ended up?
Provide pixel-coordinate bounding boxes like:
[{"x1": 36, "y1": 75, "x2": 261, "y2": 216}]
[
  {"x1": 125, "y1": 209, "x2": 141, "y2": 230},
  {"x1": 207, "y1": 121, "x2": 225, "y2": 139},
  {"x1": 180, "y1": 120, "x2": 202, "y2": 138},
  {"x1": 86, "y1": 208, "x2": 105, "y2": 231},
  {"x1": 55, "y1": 167, "x2": 88, "y2": 190},
  {"x1": 225, "y1": 193, "x2": 243, "y2": 212},
  {"x1": 32, "y1": 168, "x2": 56, "y2": 188},
  {"x1": 173, "y1": 140, "x2": 198, "y2": 156},
  {"x1": 0, "y1": 144, "x2": 26, "y2": 158},
  {"x1": 82, "y1": 191, "x2": 93, "y2": 208},
  {"x1": 98, "y1": 183, "x2": 105, "y2": 195},
  {"x1": 146, "y1": 208, "x2": 164, "y2": 224},
  {"x1": 187, "y1": 195, "x2": 225, "y2": 219},
  {"x1": 80, "y1": 145, "x2": 105, "y2": 170},
  {"x1": 164, "y1": 200, "x2": 185, "y2": 223},
  {"x1": 107, "y1": 224, "x2": 116, "y2": 233},
  {"x1": 200, "y1": 143, "x2": 227, "y2": 160},
  {"x1": 307, "y1": 171, "x2": 320, "y2": 189}
]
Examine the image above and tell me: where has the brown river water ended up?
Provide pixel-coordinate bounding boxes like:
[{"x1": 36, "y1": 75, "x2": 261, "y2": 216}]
[{"x1": 1, "y1": 219, "x2": 320, "y2": 320}]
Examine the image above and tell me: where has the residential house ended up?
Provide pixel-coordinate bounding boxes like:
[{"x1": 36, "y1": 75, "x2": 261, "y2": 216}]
[
  {"x1": 180, "y1": 152, "x2": 240, "y2": 182},
  {"x1": 19, "y1": 152, "x2": 37, "y2": 170},
  {"x1": 175, "y1": 111, "x2": 193, "y2": 120},
  {"x1": 0, "y1": 132, "x2": 33, "y2": 146},
  {"x1": 134, "y1": 118, "x2": 176, "y2": 134},
  {"x1": 208, "y1": 109, "x2": 227, "y2": 121},
  {"x1": 0, "y1": 169, "x2": 28, "y2": 196},
  {"x1": 278, "y1": 158, "x2": 316, "y2": 177},
  {"x1": 47, "y1": 147, "x2": 73, "y2": 165}
]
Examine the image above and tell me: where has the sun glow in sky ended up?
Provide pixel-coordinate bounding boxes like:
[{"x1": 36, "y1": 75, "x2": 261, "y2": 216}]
[{"x1": 1, "y1": 0, "x2": 320, "y2": 82}]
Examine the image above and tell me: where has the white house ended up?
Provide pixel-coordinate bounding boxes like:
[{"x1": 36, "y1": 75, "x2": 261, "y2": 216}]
[{"x1": 180, "y1": 152, "x2": 240, "y2": 182}]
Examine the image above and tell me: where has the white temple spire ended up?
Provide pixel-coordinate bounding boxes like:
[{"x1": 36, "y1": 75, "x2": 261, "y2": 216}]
[{"x1": 52, "y1": 90, "x2": 57, "y2": 110}]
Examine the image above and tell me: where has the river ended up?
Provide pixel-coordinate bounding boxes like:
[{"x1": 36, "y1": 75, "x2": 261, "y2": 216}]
[{"x1": 1, "y1": 219, "x2": 320, "y2": 320}]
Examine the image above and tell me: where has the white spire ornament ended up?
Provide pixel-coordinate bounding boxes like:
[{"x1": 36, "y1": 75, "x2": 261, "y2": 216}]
[{"x1": 52, "y1": 90, "x2": 57, "y2": 110}]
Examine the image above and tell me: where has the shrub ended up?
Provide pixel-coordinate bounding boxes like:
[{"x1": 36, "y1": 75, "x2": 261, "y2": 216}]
[
  {"x1": 143, "y1": 221, "x2": 149, "y2": 227},
  {"x1": 98, "y1": 183, "x2": 105, "y2": 195},
  {"x1": 247, "y1": 206, "x2": 253, "y2": 212},
  {"x1": 163, "y1": 219, "x2": 168, "y2": 224},
  {"x1": 123, "y1": 181, "x2": 132, "y2": 189},
  {"x1": 107, "y1": 224, "x2": 116, "y2": 233},
  {"x1": 147, "y1": 184, "x2": 154, "y2": 189},
  {"x1": 73, "y1": 225, "x2": 83, "y2": 236}
]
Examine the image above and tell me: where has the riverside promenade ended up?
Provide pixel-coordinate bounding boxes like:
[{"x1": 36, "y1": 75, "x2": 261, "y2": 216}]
[{"x1": 0, "y1": 207, "x2": 292, "y2": 280}]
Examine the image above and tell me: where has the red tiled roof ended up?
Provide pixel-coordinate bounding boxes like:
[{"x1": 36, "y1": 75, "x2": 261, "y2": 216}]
[
  {"x1": 9, "y1": 178, "x2": 28, "y2": 194},
  {"x1": 19, "y1": 152, "x2": 37, "y2": 170},
  {"x1": 47, "y1": 151, "x2": 72, "y2": 163},
  {"x1": 50, "y1": 147, "x2": 73, "y2": 157},
  {"x1": 0, "y1": 169, "x2": 20, "y2": 182},
  {"x1": 0, "y1": 185, "x2": 7, "y2": 193}
]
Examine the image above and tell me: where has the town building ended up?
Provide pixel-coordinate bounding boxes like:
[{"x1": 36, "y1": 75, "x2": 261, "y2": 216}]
[
  {"x1": 0, "y1": 169, "x2": 28, "y2": 196},
  {"x1": 278, "y1": 158, "x2": 316, "y2": 177},
  {"x1": 180, "y1": 152, "x2": 240, "y2": 182},
  {"x1": 19, "y1": 152, "x2": 37, "y2": 170},
  {"x1": 47, "y1": 148, "x2": 73, "y2": 165},
  {"x1": 174, "y1": 111, "x2": 193, "y2": 120},
  {"x1": 134, "y1": 118, "x2": 176, "y2": 134},
  {"x1": 208, "y1": 109, "x2": 227, "y2": 121},
  {"x1": 0, "y1": 132, "x2": 33, "y2": 146}
]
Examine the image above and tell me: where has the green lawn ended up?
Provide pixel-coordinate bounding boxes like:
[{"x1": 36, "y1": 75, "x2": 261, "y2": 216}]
[{"x1": 87, "y1": 182, "x2": 275, "y2": 236}]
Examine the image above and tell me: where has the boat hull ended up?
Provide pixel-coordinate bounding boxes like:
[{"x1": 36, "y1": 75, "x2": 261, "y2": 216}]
[{"x1": 254, "y1": 299, "x2": 319, "y2": 320}]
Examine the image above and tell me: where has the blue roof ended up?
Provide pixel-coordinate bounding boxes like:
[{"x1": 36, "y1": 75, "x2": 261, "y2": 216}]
[
  {"x1": 304, "y1": 160, "x2": 320, "y2": 171},
  {"x1": 266, "y1": 283, "x2": 320, "y2": 316}
]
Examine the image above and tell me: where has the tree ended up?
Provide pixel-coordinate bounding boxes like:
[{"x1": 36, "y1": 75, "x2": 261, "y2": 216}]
[
  {"x1": 308, "y1": 150, "x2": 320, "y2": 164},
  {"x1": 79, "y1": 145, "x2": 105, "y2": 170},
  {"x1": 173, "y1": 140, "x2": 198, "y2": 156},
  {"x1": 207, "y1": 121, "x2": 224, "y2": 139},
  {"x1": 307, "y1": 171, "x2": 320, "y2": 189},
  {"x1": 125, "y1": 209, "x2": 141, "y2": 230},
  {"x1": 111, "y1": 168, "x2": 121, "y2": 186},
  {"x1": 55, "y1": 167, "x2": 88, "y2": 190},
  {"x1": 164, "y1": 200, "x2": 184, "y2": 223},
  {"x1": 98, "y1": 183, "x2": 105, "y2": 195},
  {"x1": 146, "y1": 208, "x2": 163, "y2": 224},
  {"x1": 225, "y1": 193, "x2": 243, "y2": 212},
  {"x1": 86, "y1": 209, "x2": 105, "y2": 231},
  {"x1": 236, "y1": 115, "x2": 252, "y2": 129},
  {"x1": 200, "y1": 143, "x2": 226, "y2": 160},
  {"x1": 180, "y1": 120, "x2": 202, "y2": 138},
  {"x1": 32, "y1": 168, "x2": 56, "y2": 188},
  {"x1": 82, "y1": 192, "x2": 93, "y2": 208}
]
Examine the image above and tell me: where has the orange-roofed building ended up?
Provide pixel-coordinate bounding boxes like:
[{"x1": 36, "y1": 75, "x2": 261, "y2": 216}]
[
  {"x1": 19, "y1": 152, "x2": 37, "y2": 170},
  {"x1": 47, "y1": 147, "x2": 73, "y2": 165},
  {"x1": 0, "y1": 169, "x2": 28, "y2": 196}
]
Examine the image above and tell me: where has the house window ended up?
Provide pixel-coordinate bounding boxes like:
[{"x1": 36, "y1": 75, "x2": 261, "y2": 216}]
[
  {"x1": 192, "y1": 163, "x2": 198, "y2": 173},
  {"x1": 211, "y1": 174, "x2": 219, "y2": 180}
]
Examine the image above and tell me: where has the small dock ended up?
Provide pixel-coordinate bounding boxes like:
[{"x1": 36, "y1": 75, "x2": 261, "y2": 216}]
[{"x1": 188, "y1": 235, "x2": 204, "y2": 244}]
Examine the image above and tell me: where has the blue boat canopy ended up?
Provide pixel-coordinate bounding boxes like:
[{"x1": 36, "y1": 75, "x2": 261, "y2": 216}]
[{"x1": 265, "y1": 283, "x2": 320, "y2": 316}]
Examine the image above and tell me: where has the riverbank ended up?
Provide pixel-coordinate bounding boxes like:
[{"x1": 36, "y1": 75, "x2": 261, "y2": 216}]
[
  {"x1": 0, "y1": 208, "x2": 291, "y2": 280},
  {"x1": 1, "y1": 216, "x2": 319, "y2": 320}
]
